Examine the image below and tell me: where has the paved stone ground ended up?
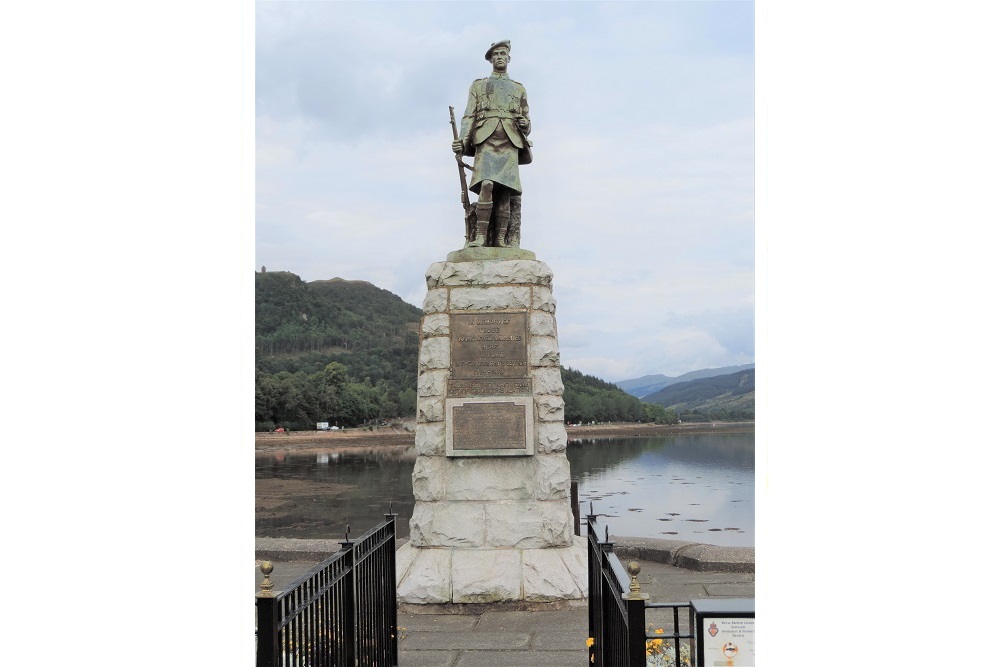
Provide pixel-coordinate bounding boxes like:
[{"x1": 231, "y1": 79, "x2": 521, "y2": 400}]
[{"x1": 255, "y1": 557, "x2": 754, "y2": 666}]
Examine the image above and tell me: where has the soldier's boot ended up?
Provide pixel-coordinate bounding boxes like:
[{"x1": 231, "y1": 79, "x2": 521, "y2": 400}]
[
  {"x1": 468, "y1": 201, "x2": 492, "y2": 247},
  {"x1": 505, "y1": 196, "x2": 522, "y2": 248},
  {"x1": 494, "y1": 210, "x2": 510, "y2": 247}
]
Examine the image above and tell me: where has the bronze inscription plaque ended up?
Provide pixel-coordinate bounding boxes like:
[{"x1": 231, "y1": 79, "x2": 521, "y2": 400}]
[
  {"x1": 452, "y1": 401, "x2": 526, "y2": 450},
  {"x1": 451, "y1": 312, "x2": 528, "y2": 379}
]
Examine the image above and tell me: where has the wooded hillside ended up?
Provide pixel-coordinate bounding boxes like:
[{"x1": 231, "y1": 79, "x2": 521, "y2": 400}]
[
  {"x1": 255, "y1": 270, "x2": 715, "y2": 430},
  {"x1": 255, "y1": 271, "x2": 421, "y2": 430}
]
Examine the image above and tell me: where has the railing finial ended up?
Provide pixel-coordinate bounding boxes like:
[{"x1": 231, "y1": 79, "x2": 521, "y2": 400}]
[
  {"x1": 624, "y1": 561, "x2": 648, "y2": 600},
  {"x1": 258, "y1": 561, "x2": 275, "y2": 598}
]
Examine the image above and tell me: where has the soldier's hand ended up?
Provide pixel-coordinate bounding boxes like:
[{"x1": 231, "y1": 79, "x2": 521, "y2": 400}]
[
  {"x1": 516, "y1": 117, "x2": 528, "y2": 130},
  {"x1": 452, "y1": 139, "x2": 463, "y2": 154}
]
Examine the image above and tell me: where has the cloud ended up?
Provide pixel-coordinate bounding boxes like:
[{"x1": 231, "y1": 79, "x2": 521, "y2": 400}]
[{"x1": 256, "y1": 1, "x2": 754, "y2": 382}]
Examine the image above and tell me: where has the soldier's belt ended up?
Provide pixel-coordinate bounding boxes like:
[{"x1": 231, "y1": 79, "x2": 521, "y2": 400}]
[{"x1": 479, "y1": 111, "x2": 520, "y2": 119}]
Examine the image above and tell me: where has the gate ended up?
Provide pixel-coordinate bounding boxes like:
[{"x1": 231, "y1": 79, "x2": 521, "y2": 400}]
[
  {"x1": 587, "y1": 507, "x2": 694, "y2": 667},
  {"x1": 256, "y1": 510, "x2": 399, "y2": 666}
]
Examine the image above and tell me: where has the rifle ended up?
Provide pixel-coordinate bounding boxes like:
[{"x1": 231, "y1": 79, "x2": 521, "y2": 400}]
[{"x1": 449, "y1": 106, "x2": 475, "y2": 243}]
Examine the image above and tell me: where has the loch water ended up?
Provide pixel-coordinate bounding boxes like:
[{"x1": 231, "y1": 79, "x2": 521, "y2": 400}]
[
  {"x1": 255, "y1": 430, "x2": 754, "y2": 547},
  {"x1": 568, "y1": 431, "x2": 754, "y2": 547}
]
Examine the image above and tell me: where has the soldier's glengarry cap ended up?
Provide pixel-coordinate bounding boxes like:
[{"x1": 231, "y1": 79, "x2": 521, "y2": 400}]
[{"x1": 485, "y1": 40, "x2": 511, "y2": 60}]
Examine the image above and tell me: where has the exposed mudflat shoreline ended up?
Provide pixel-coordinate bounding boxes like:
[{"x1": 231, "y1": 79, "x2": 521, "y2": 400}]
[{"x1": 254, "y1": 421, "x2": 753, "y2": 454}]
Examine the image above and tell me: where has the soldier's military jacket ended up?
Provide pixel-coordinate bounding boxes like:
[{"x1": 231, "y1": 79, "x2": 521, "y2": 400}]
[{"x1": 459, "y1": 72, "x2": 531, "y2": 195}]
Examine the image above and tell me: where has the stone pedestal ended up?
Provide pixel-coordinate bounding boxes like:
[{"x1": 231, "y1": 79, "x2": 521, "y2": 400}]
[{"x1": 395, "y1": 254, "x2": 588, "y2": 604}]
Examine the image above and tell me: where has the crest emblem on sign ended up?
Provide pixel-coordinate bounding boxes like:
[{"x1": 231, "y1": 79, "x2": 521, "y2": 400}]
[{"x1": 708, "y1": 622, "x2": 719, "y2": 637}]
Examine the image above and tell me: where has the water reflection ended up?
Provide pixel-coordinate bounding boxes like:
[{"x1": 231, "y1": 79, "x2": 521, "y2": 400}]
[
  {"x1": 568, "y1": 433, "x2": 754, "y2": 547},
  {"x1": 255, "y1": 433, "x2": 753, "y2": 547},
  {"x1": 255, "y1": 446, "x2": 416, "y2": 539}
]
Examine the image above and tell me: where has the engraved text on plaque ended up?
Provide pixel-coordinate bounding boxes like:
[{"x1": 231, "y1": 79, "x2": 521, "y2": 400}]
[
  {"x1": 453, "y1": 402, "x2": 524, "y2": 450},
  {"x1": 445, "y1": 396, "x2": 534, "y2": 457},
  {"x1": 448, "y1": 378, "x2": 531, "y2": 397},
  {"x1": 451, "y1": 312, "x2": 528, "y2": 379}
]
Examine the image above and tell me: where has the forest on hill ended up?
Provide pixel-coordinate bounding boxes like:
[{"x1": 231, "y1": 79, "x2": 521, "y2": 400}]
[
  {"x1": 562, "y1": 367, "x2": 677, "y2": 425},
  {"x1": 254, "y1": 271, "x2": 677, "y2": 430},
  {"x1": 255, "y1": 271, "x2": 422, "y2": 431}
]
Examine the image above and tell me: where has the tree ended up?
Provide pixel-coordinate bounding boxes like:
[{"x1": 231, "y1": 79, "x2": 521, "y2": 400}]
[
  {"x1": 337, "y1": 383, "x2": 381, "y2": 426},
  {"x1": 397, "y1": 388, "x2": 417, "y2": 417}
]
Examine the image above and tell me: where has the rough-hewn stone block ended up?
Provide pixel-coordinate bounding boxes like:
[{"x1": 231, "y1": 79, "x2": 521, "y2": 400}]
[
  {"x1": 417, "y1": 370, "x2": 448, "y2": 397},
  {"x1": 535, "y1": 395, "x2": 565, "y2": 423},
  {"x1": 452, "y1": 549, "x2": 522, "y2": 603},
  {"x1": 417, "y1": 394, "x2": 444, "y2": 423},
  {"x1": 410, "y1": 501, "x2": 485, "y2": 547},
  {"x1": 444, "y1": 457, "x2": 534, "y2": 500},
  {"x1": 536, "y1": 422, "x2": 568, "y2": 453},
  {"x1": 532, "y1": 286, "x2": 556, "y2": 314},
  {"x1": 424, "y1": 262, "x2": 448, "y2": 288},
  {"x1": 412, "y1": 457, "x2": 447, "y2": 501},
  {"x1": 561, "y1": 535, "x2": 590, "y2": 595},
  {"x1": 531, "y1": 367, "x2": 564, "y2": 396},
  {"x1": 449, "y1": 285, "x2": 531, "y2": 311},
  {"x1": 428, "y1": 260, "x2": 553, "y2": 288},
  {"x1": 484, "y1": 501, "x2": 573, "y2": 548},
  {"x1": 534, "y1": 455, "x2": 571, "y2": 501},
  {"x1": 395, "y1": 542, "x2": 420, "y2": 586},
  {"x1": 528, "y1": 336, "x2": 560, "y2": 366},
  {"x1": 529, "y1": 311, "x2": 556, "y2": 337},
  {"x1": 522, "y1": 547, "x2": 583, "y2": 601},
  {"x1": 422, "y1": 287, "x2": 448, "y2": 314},
  {"x1": 419, "y1": 337, "x2": 450, "y2": 371},
  {"x1": 396, "y1": 546, "x2": 452, "y2": 604},
  {"x1": 421, "y1": 313, "x2": 450, "y2": 336},
  {"x1": 415, "y1": 422, "x2": 445, "y2": 456}
]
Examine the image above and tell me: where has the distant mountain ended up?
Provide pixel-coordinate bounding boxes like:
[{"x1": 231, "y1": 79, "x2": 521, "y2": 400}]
[
  {"x1": 615, "y1": 363, "x2": 755, "y2": 398},
  {"x1": 562, "y1": 367, "x2": 677, "y2": 425},
  {"x1": 641, "y1": 369, "x2": 754, "y2": 422},
  {"x1": 614, "y1": 374, "x2": 674, "y2": 399}
]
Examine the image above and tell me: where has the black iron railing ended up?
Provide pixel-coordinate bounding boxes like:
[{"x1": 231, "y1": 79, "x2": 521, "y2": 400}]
[
  {"x1": 256, "y1": 510, "x2": 399, "y2": 667},
  {"x1": 587, "y1": 508, "x2": 694, "y2": 667}
]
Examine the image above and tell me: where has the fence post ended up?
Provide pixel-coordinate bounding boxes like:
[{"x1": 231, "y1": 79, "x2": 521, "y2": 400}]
[
  {"x1": 385, "y1": 508, "x2": 399, "y2": 665},
  {"x1": 623, "y1": 561, "x2": 649, "y2": 667},
  {"x1": 586, "y1": 509, "x2": 600, "y2": 667},
  {"x1": 598, "y1": 533, "x2": 616, "y2": 667},
  {"x1": 341, "y1": 533, "x2": 357, "y2": 666},
  {"x1": 255, "y1": 562, "x2": 280, "y2": 667}
]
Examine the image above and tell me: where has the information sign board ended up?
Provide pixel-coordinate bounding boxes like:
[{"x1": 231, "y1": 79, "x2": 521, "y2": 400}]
[{"x1": 692, "y1": 598, "x2": 754, "y2": 666}]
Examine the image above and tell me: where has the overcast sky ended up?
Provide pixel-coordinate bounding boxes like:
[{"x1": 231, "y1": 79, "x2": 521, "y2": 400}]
[
  {"x1": 256, "y1": 1, "x2": 754, "y2": 382},
  {"x1": 8, "y1": 3, "x2": 1000, "y2": 661}
]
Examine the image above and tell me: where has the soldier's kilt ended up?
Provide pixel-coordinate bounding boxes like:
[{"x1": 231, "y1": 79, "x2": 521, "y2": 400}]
[{"x1": 470, "y1": 124, "x2": 522, "y2": 195}]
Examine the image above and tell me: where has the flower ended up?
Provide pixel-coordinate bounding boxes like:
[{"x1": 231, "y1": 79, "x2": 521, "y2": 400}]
[
  {"x1": 586, "y1": 637, "x2": 595, "y2": 648},
  {"x1": 644, "y1": 627, "x2": 693, "y2": 667}
]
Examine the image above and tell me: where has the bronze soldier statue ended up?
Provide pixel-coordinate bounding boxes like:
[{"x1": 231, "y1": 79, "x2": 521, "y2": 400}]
[{"x1": 452, "y1": 40, "x2": 532, "y2": 248}]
